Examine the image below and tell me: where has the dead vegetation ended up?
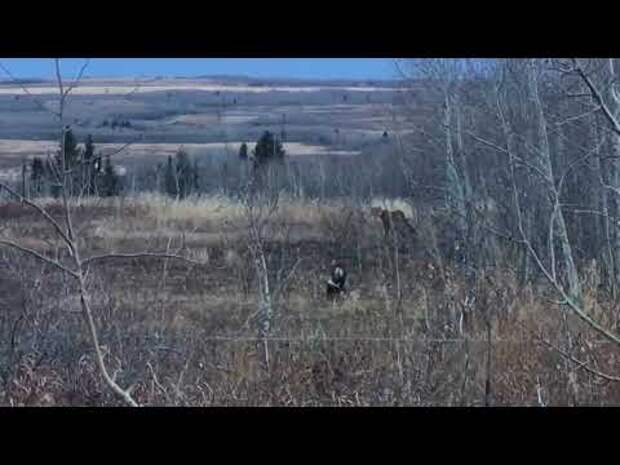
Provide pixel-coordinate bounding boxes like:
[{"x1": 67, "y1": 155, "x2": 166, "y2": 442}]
[
  {"x1": 1, "y1": 195, "x2": 618, "y2": 406},
  {"x1": 3, "y1": 58, "x2": 620, "y2": 406}
]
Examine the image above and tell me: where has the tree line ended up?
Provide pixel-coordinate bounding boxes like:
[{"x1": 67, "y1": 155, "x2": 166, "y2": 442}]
[
  {"x1": 392, "y1": 58, "x2": 620, "y2": 303},
  {"x1": 28, "y1": 129, "x2": 121, "y2": 199},
  {"x1": 22, "y1": 129, "x2": 288, "y2": 201}
]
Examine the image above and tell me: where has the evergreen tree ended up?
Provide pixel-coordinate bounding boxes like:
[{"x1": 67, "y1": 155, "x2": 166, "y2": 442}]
[
  {"x1": 239, "y1": 142, "x2": 248, "y2": 160},
  {"x1": 251, "y1": 131, "x2": 287, "y2": 193},
  {"x1": 50, "y1": 128, "x2": 81, "y2": 197},
  {"x1": 155, "y1": 162, "x2": 163, "y2": 191},
  {"x1": 99, "y1": 156, "x2": 121, "y2": 197},
  {"x1": 164, "y1": 155, "x2": 177, "y2": 197},
  {"x1": 175, "y1": 149, "x2": 193, "y2": 199},
  {"x1": 222, "y1": 160, "x2": 229, "y2": 194},
  {"x1": 56, "y1": 127, "x2": 81, "y2": 170},
  {"x1": 82, "y1": 134, "x2": 98, "y2": 195},
  {"x1": 252, "y1": 131, "x2": 285, "y2": 168},
  {"x1": 30, "y1": 157, "x2": 46, "y2": 195},
  {"x1": 83, "y1": 134, "x2": 95, "y2": 161},
  {"x1": 192, "y1": 159, "x2": 200, "y2": 193}
]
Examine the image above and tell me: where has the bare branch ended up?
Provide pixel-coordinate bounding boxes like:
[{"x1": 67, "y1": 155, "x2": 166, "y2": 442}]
[
  {"x1": 0, "y1": 239, "x2": 77, "y2": 278},
  {"x1": 465, "y1": 129, "x2": 551, "y2": 184},
  {"x1": 64, "y1": 59, "x2": 90, "y2": 98},
  {"x1": 554, "y1": 106, "x2": 602, "y2": 127},
  {"x1": 76, "y1": 273, "x2": 139, "y2": 406},
  {"x1": 273, "y1": 257, "x2": 303, "y2": 301},
  {"x1": 54, "y1": 59, "x2": 64, "y2": 102},
  {"x1": 601, "y1": 182, "x2": 620, "y2": 198},
  {"x1": 82, "y1": 252, "x2": 206, "y2": 267},
  {"x1": 0, "y1": 61, "x2": 60, "y2": 118},
  {"x1": 464, "y1": 130, "x2": 509, "y2": 154},
  {"x1": 146, "y1": 361, "x2": 171, "y2": 402},
  {"x1": 0, "y1": 181, "x2": 73, "y2": 250},
  {"x1": 557, "y1": 136, "x2": 607, "y2": 195},
  {"x1": 536, "y1": 334, "x2": 620, "y2": 382},
  {"x1": 572, "y1": 58, "x2": 620, "y2": 136}
]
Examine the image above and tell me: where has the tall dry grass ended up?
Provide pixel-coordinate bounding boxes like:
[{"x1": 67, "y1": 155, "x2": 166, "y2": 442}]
[{"x1": 1, "y1": 195, "x2": 619, "y2": 406}]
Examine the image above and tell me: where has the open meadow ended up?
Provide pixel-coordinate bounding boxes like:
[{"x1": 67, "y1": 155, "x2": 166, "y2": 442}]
[
  {"x1": 1, "y1": 194, "x2": 618, "y2": 406},
  {"x1": 2, "y1": 59, "x2": 620, "y2": 406}
]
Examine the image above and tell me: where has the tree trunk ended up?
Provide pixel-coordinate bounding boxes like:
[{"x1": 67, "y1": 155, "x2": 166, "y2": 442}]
[
  {"x1": 444, "y1": 90, "x2": 468, "y2": 239},
  {"x1": 527, "y1": 59, "x2": 582, "y2": 302},
  {"x1": 593, "y1": 116, "x2": 615, "y2": 297},
  {"x1": 604, "y1": 60, "x2": 620, "y2": 293},
  {"x1": 21, "y1": 160, "x2": 27, "y2": 199}
]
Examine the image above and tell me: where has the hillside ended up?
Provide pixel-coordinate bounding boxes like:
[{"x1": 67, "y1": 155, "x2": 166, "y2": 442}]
[{"x1": 0, "y1": 76, "x2": 409, "y2": 181}]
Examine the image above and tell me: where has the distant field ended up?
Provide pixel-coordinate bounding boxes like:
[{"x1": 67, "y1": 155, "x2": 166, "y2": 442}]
[
  {"x1": 0, "y1": 81, "x2": 401, "y2": 96},
  {"x1": 0, "y1": 139, "x2": 361, "y2": 180},
  {"x1": 0, "y1": 139, "x2": 360, "y2": 158},
  {"x1": 0, "y1": 76, "x2": 405, "y2": 177}
]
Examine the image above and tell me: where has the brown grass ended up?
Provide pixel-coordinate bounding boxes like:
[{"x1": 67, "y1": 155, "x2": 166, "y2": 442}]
[{"x1": 1, "y1": 195, "x2": 619, "y2": 406}]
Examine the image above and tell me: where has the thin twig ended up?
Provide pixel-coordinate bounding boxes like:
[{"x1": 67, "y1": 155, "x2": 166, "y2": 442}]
[
  {"x1": 82, "y1": 252, "x2": 206, "y2": 267},
  {"x1": 536, "y1": 334, "x2": 620, "y2": 382},
  {"x1": 0, "y1": 182, "x2": 73, "y2": 250},
  {"x1": 0, "y1": 239, "x2": 77, "y2": 278},
  {"x1": 63, "y1": 59, "x2": 90, "y2": 98},
  {"x1": 572, "y1": 59, "x2": 620, "y2": 136},
  {"x1": 0, "y1": 61, "x2": 59, "y2": 118}
]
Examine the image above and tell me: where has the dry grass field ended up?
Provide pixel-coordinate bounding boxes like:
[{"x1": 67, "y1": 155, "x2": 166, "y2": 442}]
[
  {"x1": 1, "y1": 194, "x2": 618, "y2": 406},
  {"x1": 0, "y1": 79, "x2": 401, "y2": 96},
  {"x1": 2, "y1": 66, "x2": 620, "y2": 407}
]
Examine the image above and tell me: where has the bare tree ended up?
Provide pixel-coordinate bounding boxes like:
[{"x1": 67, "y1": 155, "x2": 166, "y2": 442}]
[
  {"x1": 0, "y1": 59, "x2": 202, "y2": 406},
  {"x1": 493, "y1": 59, "x2": 620, "y2": 347}
]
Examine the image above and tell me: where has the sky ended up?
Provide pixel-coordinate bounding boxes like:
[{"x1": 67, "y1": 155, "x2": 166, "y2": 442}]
[{"x1": 0, "y1": 59, "x2": 397, "y2": 81}]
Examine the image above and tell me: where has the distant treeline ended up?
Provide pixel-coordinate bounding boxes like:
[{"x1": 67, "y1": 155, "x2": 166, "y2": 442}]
[
  {"x1": 22, "y1": 129, "x2": 122, "y2": 199},
  {"x1": 9, "y1": 128, "x2": 404, "y2": 204}
]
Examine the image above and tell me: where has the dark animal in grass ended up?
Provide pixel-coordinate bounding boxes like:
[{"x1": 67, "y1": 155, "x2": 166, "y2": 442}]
[
  {"x1": 326, "y1": 260, "x2": 347, "y2": 302},
  {"x1": 370, "y1": 207, "x2": 417, "y2": 240}
]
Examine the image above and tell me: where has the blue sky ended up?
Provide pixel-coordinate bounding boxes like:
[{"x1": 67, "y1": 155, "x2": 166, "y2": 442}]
[{"x1": 0, "y1": 59, "x2": 397, "y2": 81}]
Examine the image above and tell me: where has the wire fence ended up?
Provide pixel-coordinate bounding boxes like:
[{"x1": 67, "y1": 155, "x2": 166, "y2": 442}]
[{"x1": 151, "y1": 335, "x2": 617, "y2": 344}]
